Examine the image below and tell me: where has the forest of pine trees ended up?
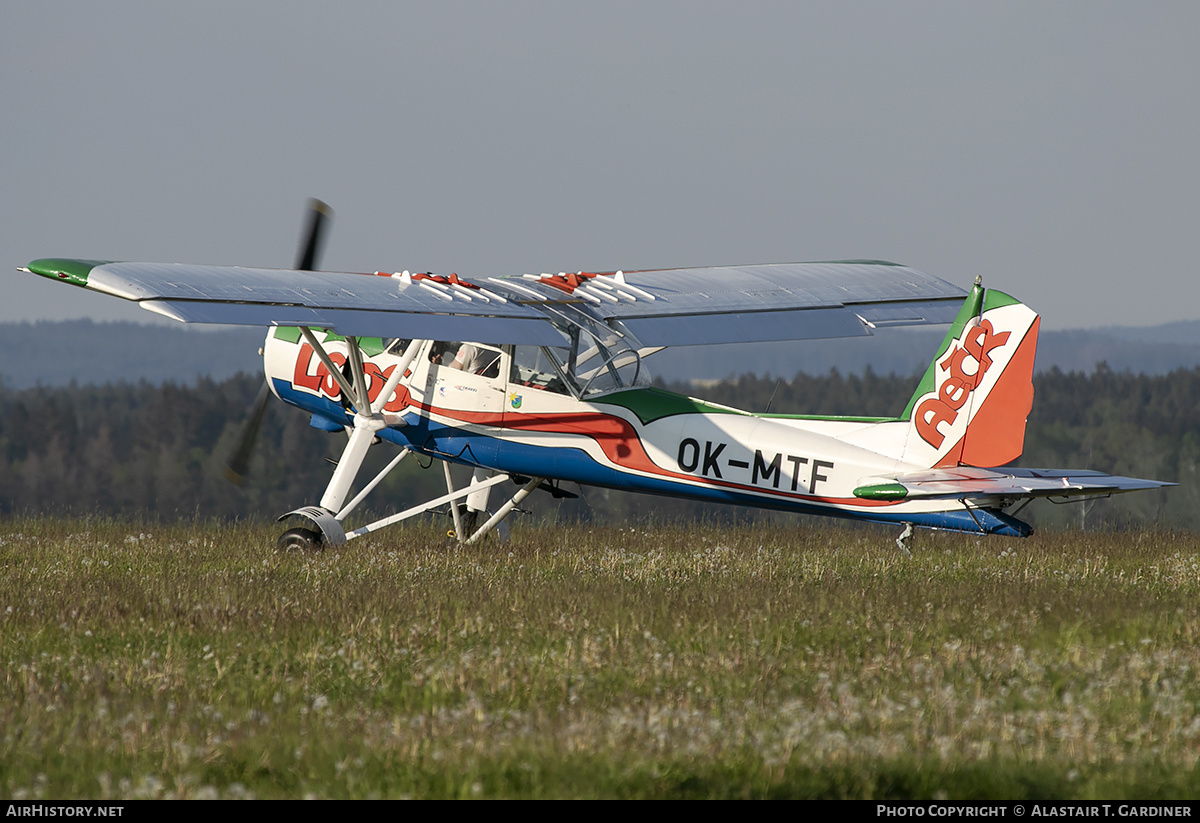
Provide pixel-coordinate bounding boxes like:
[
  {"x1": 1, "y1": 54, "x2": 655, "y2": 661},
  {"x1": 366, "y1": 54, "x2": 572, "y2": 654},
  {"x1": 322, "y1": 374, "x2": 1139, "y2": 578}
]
[{"x1": 0, "y1": 366, "x2": 1195, "y2": 531}]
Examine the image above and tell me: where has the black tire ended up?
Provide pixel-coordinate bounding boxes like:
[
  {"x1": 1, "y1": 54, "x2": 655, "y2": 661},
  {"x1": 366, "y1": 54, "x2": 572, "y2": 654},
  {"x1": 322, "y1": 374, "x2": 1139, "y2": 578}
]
[
  {"x1": 278, "y1": 527, "x2": 322, "y2": 552},
  {"x1": 450, "y1": 506, "x2": 509, "y2": 543},
  {"x1": 457, "y1": 507, "x2": 479, "y2": 539}
]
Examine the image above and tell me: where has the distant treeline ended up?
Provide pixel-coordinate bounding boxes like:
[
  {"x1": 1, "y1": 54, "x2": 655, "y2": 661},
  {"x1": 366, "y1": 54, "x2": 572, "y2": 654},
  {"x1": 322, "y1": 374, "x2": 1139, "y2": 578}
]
[
  {"x1": 669, "y1": 364, "x2": 1197, "y2": 530},
  {"x1": 0, "y1": 366, "x2": 1195, "y2": 531},
  {"x1": 3, "y1": 319, "x2": 1200, "y2": 390}
]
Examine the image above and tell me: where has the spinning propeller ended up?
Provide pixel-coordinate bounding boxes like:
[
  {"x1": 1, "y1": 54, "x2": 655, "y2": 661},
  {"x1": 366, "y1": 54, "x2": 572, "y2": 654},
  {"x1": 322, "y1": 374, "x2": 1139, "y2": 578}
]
[{"x1": 224, "y1": 199, "x2": 332, "y2": 486}]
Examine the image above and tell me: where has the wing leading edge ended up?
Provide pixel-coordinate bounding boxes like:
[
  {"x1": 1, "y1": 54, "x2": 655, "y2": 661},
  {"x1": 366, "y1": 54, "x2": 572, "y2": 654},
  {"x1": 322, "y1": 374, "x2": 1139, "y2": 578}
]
[
  {"x1": 24, "y1": 259, "x2": 568, "y2": 347},
  {"x1": 24, "y1": 258, "x2": 967, "y2": 348},
  {"x1": 487, "y1": 261, "x2": 968, "y2": 346}
]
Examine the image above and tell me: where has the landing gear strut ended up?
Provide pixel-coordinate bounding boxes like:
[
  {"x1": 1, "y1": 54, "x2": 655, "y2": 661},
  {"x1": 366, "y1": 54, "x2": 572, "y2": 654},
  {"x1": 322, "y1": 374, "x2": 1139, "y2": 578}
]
[
  {"x1": 896, "y1": 523, "x2": 914, "y2": 556},
  {"x1": 272, "y1": 331, "x2": 542, "y2": 550}
]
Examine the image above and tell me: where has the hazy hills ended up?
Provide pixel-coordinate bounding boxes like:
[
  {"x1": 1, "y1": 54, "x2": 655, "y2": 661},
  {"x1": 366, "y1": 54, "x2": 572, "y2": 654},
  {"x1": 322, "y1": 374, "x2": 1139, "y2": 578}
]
[
  {"x1": 0, "y1": 318, "x2": 1197, "y2": 390},
  {"x1": 0, "y1": 321, "x2": 267, "y2": 390}
]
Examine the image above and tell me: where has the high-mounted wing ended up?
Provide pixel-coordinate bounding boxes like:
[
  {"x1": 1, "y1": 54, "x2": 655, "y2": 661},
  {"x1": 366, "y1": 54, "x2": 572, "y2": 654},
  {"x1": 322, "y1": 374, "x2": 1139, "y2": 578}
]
[
  {"x1": 24, "y1": 258, "x2": 966, "y2": 348},
  {"x1": 854, "y1": 467, "x2": 1174, "y2": 502},
  {"x1": 487, "y1": 261, "x2": 967, "y2": 346},
  {"x1": 23, "y1": 259, "x2": 568, "y2": 346}
]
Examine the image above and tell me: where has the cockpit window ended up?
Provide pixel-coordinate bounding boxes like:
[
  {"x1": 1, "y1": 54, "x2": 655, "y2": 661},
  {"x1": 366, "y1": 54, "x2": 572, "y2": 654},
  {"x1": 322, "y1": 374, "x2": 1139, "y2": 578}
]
[
  {"x1": 430, "y1": 341, "x2": 502, "y2": 377},
  {"x1": 450, "y1": 343, "x2": 502, "y2": 377},
  {"x1": 428, "y1": 341, "x2": 457, "y2": 366},
  {"x1": 510, "y1": 345, "x2": 571, "y2": 394},
  {"x1": 510, "y1": 304, "x2": 649, "y2": 398}
]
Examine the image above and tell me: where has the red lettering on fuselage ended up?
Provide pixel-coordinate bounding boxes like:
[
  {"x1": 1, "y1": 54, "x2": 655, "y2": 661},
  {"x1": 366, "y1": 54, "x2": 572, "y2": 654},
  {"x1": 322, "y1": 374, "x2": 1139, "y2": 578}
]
[
  {"x1": 293, "y1": 343, "x2": 323, "y2": 392},
  {"x1": 291, "y1": 343, "x2": 409, "y2": 412}
]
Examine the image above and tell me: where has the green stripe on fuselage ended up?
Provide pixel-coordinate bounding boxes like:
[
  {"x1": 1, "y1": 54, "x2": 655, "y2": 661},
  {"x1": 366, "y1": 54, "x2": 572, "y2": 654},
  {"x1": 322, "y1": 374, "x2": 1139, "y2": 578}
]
[
  {"x1": 271, "y1": 326, "x2": 386, "y2": 356},
  {"x1": 25, "y1": 258, "x2": 112, "y2": 288},
  {"x1": 762, "y1": 412, "x2": 899, "y2": 423},
  {"x1": 320, "y1": 332, "x2": 387, "y2": 357},
  {"x1": 597, "y1": 387, "x2": 900, "y2": 426},
  {"x1": 595, "y1": 387, "x2": 750, "y2": 425},
  {"x1": 273, "y1": 327, "x2": 304, "y2": 343}
]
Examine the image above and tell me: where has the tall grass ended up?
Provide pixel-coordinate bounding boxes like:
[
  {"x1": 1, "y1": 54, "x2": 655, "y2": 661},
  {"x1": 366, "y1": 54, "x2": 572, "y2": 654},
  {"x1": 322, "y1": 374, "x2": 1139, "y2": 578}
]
[{"x1": 2, "y1": 519, "x2": 1197, "y2": 798}]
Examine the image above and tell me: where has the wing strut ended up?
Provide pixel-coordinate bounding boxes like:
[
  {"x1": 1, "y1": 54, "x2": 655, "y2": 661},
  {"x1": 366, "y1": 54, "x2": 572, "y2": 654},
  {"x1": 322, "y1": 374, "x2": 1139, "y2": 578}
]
[
  {"x1": 371, "y1": 338, "x2": 424, "y2": 416},
  {"x1": 281, "y1": 450, "x2": 541, "y2": 548},
  {"x1": 298, "y1": 327, "x2": 359, "y2": 406},
  {"x1": 464, "y1": 476, "x2": 542, "y2": 545},
  {"x1": 343, "y1": 472, "x2": 515, "y2": 539},
  {"x1": 344, "y1": 335, "x2": 371, "y2": 411}
]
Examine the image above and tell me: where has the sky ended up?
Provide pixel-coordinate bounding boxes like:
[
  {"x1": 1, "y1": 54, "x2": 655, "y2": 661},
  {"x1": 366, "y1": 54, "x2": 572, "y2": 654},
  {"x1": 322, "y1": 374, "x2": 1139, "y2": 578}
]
[{"x1": 4, "y1": 1, "x2": 1199, "y2": 331}]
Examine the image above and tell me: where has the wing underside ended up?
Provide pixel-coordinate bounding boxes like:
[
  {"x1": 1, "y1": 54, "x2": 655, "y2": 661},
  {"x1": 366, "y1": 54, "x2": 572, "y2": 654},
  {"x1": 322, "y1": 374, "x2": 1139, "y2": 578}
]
[
  {"x1": 24, "y1": 258, "x2": 967, "y2": 348},
  {"x1": 25, "y1": 259, "x2": 569, "y2": 346},
  {"x1": 490, "y1": 261, "x2": 967, "y2": 346}
]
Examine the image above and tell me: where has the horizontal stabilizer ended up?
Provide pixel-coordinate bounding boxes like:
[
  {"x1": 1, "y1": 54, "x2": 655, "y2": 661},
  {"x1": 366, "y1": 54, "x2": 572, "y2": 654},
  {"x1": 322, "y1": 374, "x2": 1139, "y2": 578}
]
[{"x1": 854, "y1": 467, "x2": 1173, "y2": 502}]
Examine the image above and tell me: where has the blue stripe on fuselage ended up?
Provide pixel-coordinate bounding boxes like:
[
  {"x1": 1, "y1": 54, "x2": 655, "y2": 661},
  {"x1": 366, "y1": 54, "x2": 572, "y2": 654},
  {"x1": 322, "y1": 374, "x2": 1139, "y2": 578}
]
[{"x1": 271, "y1": 379, "x2": 1030, "y2": 537}]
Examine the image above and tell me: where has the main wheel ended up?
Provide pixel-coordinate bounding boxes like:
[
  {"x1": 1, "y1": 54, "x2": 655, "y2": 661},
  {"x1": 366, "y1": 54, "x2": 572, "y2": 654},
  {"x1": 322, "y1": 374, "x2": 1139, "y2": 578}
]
[
  {"x1": 278, "y1": 527, "x2": 322, "y2": 552},
  {"x1": 457, "y1": 506, "x2": 479, "y2": 539},
  {"x1": 449, "y1": 506, "x2": 510, "y2": 543}
]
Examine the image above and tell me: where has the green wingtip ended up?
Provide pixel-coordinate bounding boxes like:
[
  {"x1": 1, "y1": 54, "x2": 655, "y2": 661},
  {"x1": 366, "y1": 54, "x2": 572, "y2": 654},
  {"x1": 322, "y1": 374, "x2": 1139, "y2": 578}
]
[{"x1": 24, "y1": 258, "x2": 112, "y2": 288}]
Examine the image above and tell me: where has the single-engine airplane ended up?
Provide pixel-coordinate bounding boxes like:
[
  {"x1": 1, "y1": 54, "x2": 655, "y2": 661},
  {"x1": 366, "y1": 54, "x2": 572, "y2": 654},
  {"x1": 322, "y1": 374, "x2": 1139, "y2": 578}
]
[{"x1": 21, "y1": 201, "x2": 1171, "y2": 551}]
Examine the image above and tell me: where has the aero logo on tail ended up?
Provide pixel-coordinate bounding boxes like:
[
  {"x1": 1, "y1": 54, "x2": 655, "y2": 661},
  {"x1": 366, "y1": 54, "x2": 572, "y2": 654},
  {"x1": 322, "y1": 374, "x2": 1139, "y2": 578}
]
[
  {"x1": 914, "y1": 318, "x2": 1011, "y2": 447},
  {"x1": 901, "y1": 282, "x2": 1040, "y2": 469}
]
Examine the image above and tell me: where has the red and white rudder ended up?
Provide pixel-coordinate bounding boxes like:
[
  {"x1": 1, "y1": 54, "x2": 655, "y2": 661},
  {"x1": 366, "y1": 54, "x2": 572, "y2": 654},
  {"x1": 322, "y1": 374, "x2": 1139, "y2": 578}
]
[{"x1": 900, "y1": 279, "x2": 1040, "y2": 469}]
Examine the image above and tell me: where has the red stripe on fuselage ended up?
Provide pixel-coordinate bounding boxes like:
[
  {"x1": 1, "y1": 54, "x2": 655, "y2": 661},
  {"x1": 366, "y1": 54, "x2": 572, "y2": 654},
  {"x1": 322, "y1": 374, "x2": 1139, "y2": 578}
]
[{"x1": 413, "y1": 402, "x2": 895, "y2": 509}]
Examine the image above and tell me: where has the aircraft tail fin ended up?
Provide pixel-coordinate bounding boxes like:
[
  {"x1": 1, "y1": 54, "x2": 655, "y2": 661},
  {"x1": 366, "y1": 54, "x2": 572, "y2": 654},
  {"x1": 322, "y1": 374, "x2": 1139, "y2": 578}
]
[{"x1": 899, "y1": 279, "x2": 1040, "y2": 469}]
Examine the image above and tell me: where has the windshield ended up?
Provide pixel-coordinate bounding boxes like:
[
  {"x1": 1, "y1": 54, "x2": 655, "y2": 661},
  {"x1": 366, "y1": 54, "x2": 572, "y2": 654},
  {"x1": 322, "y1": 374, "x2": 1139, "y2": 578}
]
[{"x1": 513, "y1": 303, "x2": 649, "y2": 398}]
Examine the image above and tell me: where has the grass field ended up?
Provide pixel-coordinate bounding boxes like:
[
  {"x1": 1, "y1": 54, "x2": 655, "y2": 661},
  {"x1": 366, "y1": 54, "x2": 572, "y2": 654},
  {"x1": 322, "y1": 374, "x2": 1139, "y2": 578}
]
[{"x1": 2, "y1": 518, "x2": 1198, "y2": 799}]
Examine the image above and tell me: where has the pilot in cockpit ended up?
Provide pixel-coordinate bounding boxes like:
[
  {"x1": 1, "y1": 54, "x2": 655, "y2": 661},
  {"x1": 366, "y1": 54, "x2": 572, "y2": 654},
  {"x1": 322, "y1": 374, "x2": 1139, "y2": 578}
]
[{"x1": 430, "y1": 341, "x2": 501, "y2": 377}]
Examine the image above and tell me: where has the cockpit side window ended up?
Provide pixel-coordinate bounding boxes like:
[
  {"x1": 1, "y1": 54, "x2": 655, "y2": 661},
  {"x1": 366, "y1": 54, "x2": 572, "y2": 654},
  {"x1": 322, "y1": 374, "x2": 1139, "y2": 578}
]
[
  {"x1": 451, "y1": 343, "x2": 502, "y2": 377},
  {"x1": 429, "y1": 341, "x2": 456, "y2": 366},
  {"x1": 430, "y1": 342, "x2": 503, "y2": 378},
  {"x1": 510, "y1": 345, "x2": 571, "y2": 394},
  {"x1": 529, "y1": 306, "x2": 648, "y2": 397},
  {"x1": 510, "y1": 330, "x2": 647, "y2": 398}
]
